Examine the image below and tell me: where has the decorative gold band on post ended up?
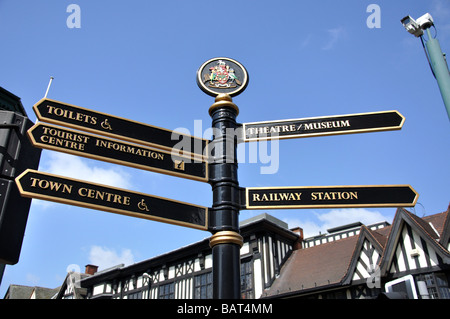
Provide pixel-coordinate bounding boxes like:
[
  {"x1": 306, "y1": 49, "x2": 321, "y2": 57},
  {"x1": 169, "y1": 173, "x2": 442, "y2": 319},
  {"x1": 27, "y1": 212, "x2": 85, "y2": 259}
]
[
  {"x1": 209, "y1": 231, "x2": 243, "y2": 248},
  {"x1": 208, "y1": 94, "x2": 239, "y2": 116}
]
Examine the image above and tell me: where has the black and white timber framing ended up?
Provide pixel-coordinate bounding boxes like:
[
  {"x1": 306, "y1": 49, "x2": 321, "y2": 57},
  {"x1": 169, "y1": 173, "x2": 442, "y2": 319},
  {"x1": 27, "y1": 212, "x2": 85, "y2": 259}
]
[{"x1": 6, "y1": 205, "x2": 450, "y2": 299}]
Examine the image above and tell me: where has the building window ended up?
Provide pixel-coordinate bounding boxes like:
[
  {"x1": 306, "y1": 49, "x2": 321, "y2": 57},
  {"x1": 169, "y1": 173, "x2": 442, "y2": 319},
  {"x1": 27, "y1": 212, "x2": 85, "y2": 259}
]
[
  {"x1": 240, "y1": 259, "x2": 253, "y2": 299},
  {"x1": 194, "y1": 272, "x2": 212, "y2": 299},
  {"x1": 159, "y1": 283, "x2": 175, "y2": 299},
  {"x1": 419, "y1": 273, "x2": 450, "y2": 299},
  {"x1": 126, "y1": 291, "x2": 142, "y2": 299}
]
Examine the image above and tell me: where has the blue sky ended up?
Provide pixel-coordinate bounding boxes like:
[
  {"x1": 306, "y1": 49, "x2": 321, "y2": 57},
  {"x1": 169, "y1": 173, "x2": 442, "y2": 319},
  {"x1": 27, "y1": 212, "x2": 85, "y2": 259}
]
[{"x1": 1, "y1": 0, "x2": 449, "y2": 296}]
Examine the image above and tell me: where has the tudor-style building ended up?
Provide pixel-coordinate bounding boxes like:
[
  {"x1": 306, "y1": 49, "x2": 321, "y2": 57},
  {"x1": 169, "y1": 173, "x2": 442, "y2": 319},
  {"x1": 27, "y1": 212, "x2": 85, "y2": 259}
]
[
  {"x1": 264, "y1": 206, "x2": 450, "y2": 299},
  {"x1": 57, "y1": 213, "x2": 300, "y2": 300},
  {"x1": 5, "y1": 205, "x2": 450, "y2": 299}
]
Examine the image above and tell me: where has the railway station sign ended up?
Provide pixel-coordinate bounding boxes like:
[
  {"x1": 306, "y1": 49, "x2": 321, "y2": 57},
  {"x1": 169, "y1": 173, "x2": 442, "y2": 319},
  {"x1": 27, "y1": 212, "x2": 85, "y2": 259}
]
[{"x1": 244, "y1": 185, "x2": 418, "y2": 209}]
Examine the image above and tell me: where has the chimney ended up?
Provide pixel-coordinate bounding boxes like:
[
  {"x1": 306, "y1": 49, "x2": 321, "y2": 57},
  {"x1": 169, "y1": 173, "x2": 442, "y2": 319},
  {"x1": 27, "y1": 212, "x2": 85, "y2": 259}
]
[
  {"x1": 291, "y1": 227, "x2": 304, "y2": 250},
  {"x1": 85, "y1": 264, "x2": 98, "y2": 275}
]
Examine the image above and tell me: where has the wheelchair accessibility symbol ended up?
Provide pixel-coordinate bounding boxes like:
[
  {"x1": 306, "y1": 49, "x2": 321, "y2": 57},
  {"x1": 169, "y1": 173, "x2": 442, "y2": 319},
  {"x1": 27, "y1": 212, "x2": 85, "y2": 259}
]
[{"x1": 138, "y1": 199, "x2": 150, "y2": 212}]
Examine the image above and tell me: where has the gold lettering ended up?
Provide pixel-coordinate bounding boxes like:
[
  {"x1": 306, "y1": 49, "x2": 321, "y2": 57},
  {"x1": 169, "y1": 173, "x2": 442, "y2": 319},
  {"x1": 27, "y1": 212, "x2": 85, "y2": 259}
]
[
  {"x1": 78, "y1": 187, "x2": 131, "y2": 205},
  {"x1": 123, "y1": 196, "x2": 131, "y2": 205},
  {"x1": 78, "y1": 187, "x2": 88, "y2": 197},
  {"x1": 252, "y1": 192, "x2": 302, "y2": 202},
  {"x1": 46, "y1": 105, "x2": 56, "y2": 115},
  {"x1": 311, "y1": 191, "x2": 358, "y2": 200},
  {"x1": 29, "y1": 177, "x2": 72, "y2": 193},
  {"x1": 279, "y1": 193, "x2": 289, "y2": 201},
  {"x1": 94, "y1": 139, "x2": 165, "y2": 160},
  {"x1": 46, "y1": 105, "x2": 97, "y2": 125},
  {"x1": 30, "y1": 177, "x2": 39, "y2": 188},
  {"x1": 303, "y1": 120, "x2": 351, "y2": 131},
  {"x1": 40, "y1": 126, "x2": 89, "y2": 150}
]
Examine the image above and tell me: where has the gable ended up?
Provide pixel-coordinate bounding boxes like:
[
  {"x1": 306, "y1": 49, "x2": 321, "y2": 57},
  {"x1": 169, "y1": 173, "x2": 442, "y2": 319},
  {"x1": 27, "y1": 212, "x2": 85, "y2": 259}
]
[
  {"x1": 388, "y1": 222, "x2": 441, "y2": 274},
  {"x1": 381, "y1": 208, "x2": 450, "y2": 277},
  {"x1": 340, "y1": 226, "x2": 384, "y2": 286},
  {"x1": 351, "y1": 238, "x2": 382, "y2": 283}
]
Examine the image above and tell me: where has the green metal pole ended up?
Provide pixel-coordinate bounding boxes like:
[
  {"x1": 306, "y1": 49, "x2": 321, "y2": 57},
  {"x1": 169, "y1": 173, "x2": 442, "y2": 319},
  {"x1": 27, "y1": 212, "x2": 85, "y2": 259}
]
[{"x1": 424, "y1": 28, "x2": 450, "y2": 121}]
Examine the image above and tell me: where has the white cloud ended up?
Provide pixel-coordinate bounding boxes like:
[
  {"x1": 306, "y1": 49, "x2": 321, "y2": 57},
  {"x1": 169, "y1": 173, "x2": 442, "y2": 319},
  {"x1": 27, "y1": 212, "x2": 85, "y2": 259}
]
[
  {"x1": 430, "y1": 0, "x2": 450, "y2": 39},
  {"x1": 431, "y1": 0, "x2": 450, "y2": 19},
  {"x1": 42, "y1": 152, "x2": 132, "y2": 189},
  {"x1": 284, "y1": 208, "x2": 390, "y2": 238},
  {"x1": 32, "y1": 152, "x2": 133, "y2": 209},
  {"x1": 26, "y1": 273, "x2": 40, "y2": 286},
  {"x1": 322, "y1": 26, "x2": 346, "y2": 50},
  {"x1": 299, "y1": 34, "x2": 312, "y2": 50},
  {"x1": 88, "y1": 245, "x2": 135, "y2": 270}
]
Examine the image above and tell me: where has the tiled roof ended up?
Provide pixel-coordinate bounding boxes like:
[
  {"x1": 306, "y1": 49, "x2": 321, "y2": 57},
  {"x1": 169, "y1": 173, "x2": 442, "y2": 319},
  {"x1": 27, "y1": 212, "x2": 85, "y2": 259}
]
[
  {"x1": 4, "y1": 285, "x2": 59, "y2": 299},
  {"x1": 422, "y1": 210, "x2": 448, "y2": 237},
  {"x1": 264, "y1": 235, "x2": 358, "y2": 297},
  {"x1": 264, "y1": 206, "x2": 450, "y2": 298}
]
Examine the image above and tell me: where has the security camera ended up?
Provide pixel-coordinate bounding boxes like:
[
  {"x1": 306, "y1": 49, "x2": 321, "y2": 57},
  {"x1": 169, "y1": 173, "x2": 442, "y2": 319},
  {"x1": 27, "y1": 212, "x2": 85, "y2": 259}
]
[
  {"x1": 416, "y1": 13, "x2": 434, "y2": 29},
  {"x1": 401, "y1": 15, "x2": 424, "y2": 37}
]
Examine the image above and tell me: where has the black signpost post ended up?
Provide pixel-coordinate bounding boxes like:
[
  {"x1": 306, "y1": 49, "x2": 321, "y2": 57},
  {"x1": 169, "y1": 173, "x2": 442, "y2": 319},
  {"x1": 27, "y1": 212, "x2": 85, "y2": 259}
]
[
  {"x1": 207, "y1": 94, "x2": 243, "y2": 299},
  {"x1": 197, "y1": 57, "x2": 249, "y2": 299},
  {"x1": 11, "y1": 56, "x2": 419, "y2": 300}
]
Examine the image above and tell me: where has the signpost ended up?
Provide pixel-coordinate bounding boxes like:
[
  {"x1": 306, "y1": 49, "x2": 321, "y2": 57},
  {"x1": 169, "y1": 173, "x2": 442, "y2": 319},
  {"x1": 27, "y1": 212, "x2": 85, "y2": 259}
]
[
  {"x1": 242, "y1": 110, "x2": 405, "y2": 142},
  {"x1": 16, "y1": 169, "x2": 208, "y2": 231},
  {"x1": 244, "y1": 185, "x2": 418, "y2": 210},
  {"x1": 33, "y1": 98, "x2": 209, "y2": 159},
  {"x1": 27, "y1": 123, "x2": 208, "y2": 182},
  {"x1": 11, "y1": 56, "x2": 419, "y2": 300}
]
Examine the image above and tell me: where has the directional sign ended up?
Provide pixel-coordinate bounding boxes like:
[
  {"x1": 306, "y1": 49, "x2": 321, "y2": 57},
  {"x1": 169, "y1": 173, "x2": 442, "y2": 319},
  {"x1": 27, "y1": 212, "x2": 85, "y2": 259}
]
[
  {"x1": 242, "y1": 110, "x2": 404, "y2": 142},
  {"x1": 16, "y1": 169, "x2": 208, "y2": 231},
  {"x1": 33, "y1": 98, "x2": 209, "y2": 159},
  {"x1": 244, "y1": 185, "x2": 418, "y2": 209},
  {"x1": 28, "y1": 123, "x2": 208, "y2": 182}
]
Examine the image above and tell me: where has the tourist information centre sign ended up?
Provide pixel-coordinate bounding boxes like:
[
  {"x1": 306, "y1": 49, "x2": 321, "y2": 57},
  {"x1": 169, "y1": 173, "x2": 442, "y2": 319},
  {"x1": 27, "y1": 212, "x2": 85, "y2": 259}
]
[
  {"x1": 27, "y1": 122, "x2": 208, "y2": 182},
  {"x1": 14, "y1": 57, "x2": 419, "y2": 299}
]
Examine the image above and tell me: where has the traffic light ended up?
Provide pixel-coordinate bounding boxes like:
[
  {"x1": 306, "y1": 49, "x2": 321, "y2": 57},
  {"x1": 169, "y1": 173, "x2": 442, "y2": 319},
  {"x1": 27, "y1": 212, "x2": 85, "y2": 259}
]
[{"x1": 0, "y1": 88, "x2": 41, "y2": 264}]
